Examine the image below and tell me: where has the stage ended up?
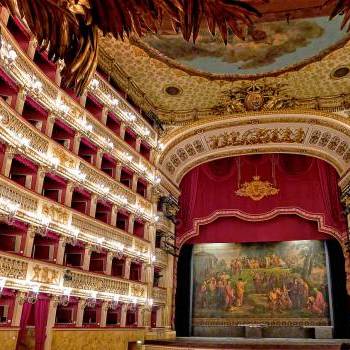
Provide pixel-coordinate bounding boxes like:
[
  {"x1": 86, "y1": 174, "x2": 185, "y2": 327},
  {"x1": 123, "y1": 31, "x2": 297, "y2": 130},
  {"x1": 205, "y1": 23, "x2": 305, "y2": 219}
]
[{"x1": 144, "y1": 337, "x2": 350, "y2": 349}]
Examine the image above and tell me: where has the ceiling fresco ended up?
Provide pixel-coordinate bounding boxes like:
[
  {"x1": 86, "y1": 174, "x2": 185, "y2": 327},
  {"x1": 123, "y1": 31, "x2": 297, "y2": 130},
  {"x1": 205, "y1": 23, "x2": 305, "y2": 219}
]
[
  {"x1": 141, "y1": 16, "x2": 348, "y2": 76},
  {"x1": 97, "y1": 2, "x2": 350, "y2": 125}
]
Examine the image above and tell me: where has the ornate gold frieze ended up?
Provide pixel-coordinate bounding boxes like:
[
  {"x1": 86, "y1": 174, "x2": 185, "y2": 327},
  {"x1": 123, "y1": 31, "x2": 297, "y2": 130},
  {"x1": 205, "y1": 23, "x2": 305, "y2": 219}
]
[
  {"x1": 206, "y1": 127, "x2": 306, "y2": 150},
  {"x1": 0, "y1": 178, "x2": 38, "y2": 212},
  {"x1": 42, "y1": 204, "x2": 69, "y2": 224},
  {"x1": 214, "y1": 82, "x2": 295, "y2": 113},
  {"x1": 64, "y1": 271, "x2": 130, "y2": 296},
  {"x1": 0, "y1": 255, "x2": 28, "y2": 279},
  {"x1": 130, "y1": 284, "x2": 146, "y2": 298},
  {"x1": 71, "y1": 215, "x2": 133, "y2": 248},
  {"x1": 152, "y1": 287, "x2": 167, "y2": 304},
  {"x1": 31, "y1": 264, "x2": 60, "y2": 285},
  {"x1": 51, "y1": 147, "x2": 76, "y2": 168},
  {"x1": 235, "y1": 176, "x2": 279, "y2": 201}
]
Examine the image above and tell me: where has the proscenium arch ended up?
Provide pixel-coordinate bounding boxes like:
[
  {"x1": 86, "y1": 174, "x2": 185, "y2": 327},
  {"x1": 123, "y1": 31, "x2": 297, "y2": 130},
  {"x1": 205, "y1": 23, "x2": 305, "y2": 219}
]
[{"x1": 157, "y1": 111, "x2": 350, "y2": 186}]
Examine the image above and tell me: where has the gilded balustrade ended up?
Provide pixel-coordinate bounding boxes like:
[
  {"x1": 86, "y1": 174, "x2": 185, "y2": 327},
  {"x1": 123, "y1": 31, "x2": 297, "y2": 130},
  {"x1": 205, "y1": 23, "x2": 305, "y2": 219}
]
[
  {"x1": 152, "y1": 287, "x2": 167, "y2": 305},
  {"x1": 0, "y1": 251, "x2": 148, "y2": 301},
  {"x1": 0, "y1": 96, "x2": 154, "y2": 220},
  {"x1": 154, "y1": 248, "x2": 168, "y2": 268},
  {"x1": 0, "y1": 175, "x2": 151, "y2": 260},
  {"x1": 0, "y1": 22, "x2": 158, "y2": 185}
]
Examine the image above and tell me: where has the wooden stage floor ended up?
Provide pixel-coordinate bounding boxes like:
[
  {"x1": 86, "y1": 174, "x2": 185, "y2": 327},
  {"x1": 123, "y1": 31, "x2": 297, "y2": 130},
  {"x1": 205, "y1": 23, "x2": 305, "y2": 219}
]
[{"x1": 144, "y1": 337, "x2": 350, "y2": 349}]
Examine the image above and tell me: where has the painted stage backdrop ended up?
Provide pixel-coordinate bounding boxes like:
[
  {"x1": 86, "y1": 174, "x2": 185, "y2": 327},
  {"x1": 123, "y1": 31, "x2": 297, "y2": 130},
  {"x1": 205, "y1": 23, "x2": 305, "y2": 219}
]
[{"x1": 192, "y1": 241, "x2": 330, "y2": 330}]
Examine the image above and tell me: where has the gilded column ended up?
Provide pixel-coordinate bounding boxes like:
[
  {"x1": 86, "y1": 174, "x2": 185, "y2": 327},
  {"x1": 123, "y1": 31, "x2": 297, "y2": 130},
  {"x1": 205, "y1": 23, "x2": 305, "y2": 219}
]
[
  {"x1": 45, "y1": 114, "x2": 56, "y2": 138},
  {"x1": 135, "y1": 137, "x2": 142, "y2": 153},
  {"x1": 123, "y1": 257, "x2": 131, "y2": 279},
  {"x1": 24, "y1": 225, "x2": 36, "y2": 257},
  {"x1": 64, "y1": 181, "x2": 74, "y2": 207},
  {"x1": 132, "y1": 174, "x2": 139, "y2": 193},
  {"x1": 120, "y1": 123, "x2": 126, "y2": 140},
  {"x1": 76, "y1": 299, "x2": 86, "y2": 327},
  {"x1": 120, "y1": 303, "x2": 128, "y2": 327},
  {"x1": 115, "y1": 162, "x2": 122, "y2": 181},
  {"x1": 11, "y1": 292, "x2": 25, "y2": 327},
  {"x1": 1, "y1": 145, "x2": 16, "y2": 177},
  {"x1": 72, "y1": 132, "x2": 81, "y2": 155},
  {"x1": 35, "y1": 166, "x2": 46, "y2": 194},
  {"x1": 27, "y1": 36, "x2": 37, "y2": 60},
  {"x1": 110, "y1": 204, "x2": 118, "y2": 227},
  {"x1": 0, "y1": 6, "x2": 10, "y2": 24},
  {"x1": 128, "y1": 214, "x2": 135, "y2": 235},
  {"x1": 95, "y1": 149, "x2": 103, "y2": 169},
  {"x1": 101, "y1": 106, "x2": 108, "y2": 125},
  {"x1": 44, "y1": 296, "x2": 59, "y2": 350},
  {"x1": 105, "y1": 252, "x2": 113, "y2": 275},
  {"x1": 82, "y1": 245, "x2": 92, "y2": 271},
  {"x1": 100, "y1": 301, "x2": 109, "y2": 328},
  {"x1": 14, "y1": 87, "x2": 26, "y2": 116},
  {"x1": 89, "y1": 193, "x2": 98, "y2": 218},
  {"x1": 56, "y1": 236, "x2": 66, "y2": 265}
]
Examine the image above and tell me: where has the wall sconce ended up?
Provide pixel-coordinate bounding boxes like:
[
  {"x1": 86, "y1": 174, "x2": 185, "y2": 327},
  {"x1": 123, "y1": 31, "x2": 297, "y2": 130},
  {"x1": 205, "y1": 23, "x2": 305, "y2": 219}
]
[
  {"x1": 54, "y1": 97, "x2": 70, "y2": 116},
  {"x1": 35, "y1": 214, "x2": 51, "y2": 237},
  {"x1": 123, "y1": 112, "x2": 136, "y2": 123},
  {"x1": 25, "y1": 75, "x2": 43, "y2": 96},
  {"x1": 108, "y1": 294, "x2": 119, "y2": 310},
  {"x1": 59, "y1": 288, "x2": 71, "y2": 306},
  {"x1": 20, "y1": 283, "x2": 40, "y2": 304},
  {"x1": 0, "y1": 40, "x2": 17, "y2": 67},
  {"x1": 86, "y1": 291, "x2": 97, "y2": 308},
  {"x1": 0, "y1": 197, "x2": 20, "y2": 223},
  {"x1": 89, "y1": 79, "x2": 99, "y2": 91},
  {"x1": 68, "y1": 167, "x2": 86, "y2": 183}
]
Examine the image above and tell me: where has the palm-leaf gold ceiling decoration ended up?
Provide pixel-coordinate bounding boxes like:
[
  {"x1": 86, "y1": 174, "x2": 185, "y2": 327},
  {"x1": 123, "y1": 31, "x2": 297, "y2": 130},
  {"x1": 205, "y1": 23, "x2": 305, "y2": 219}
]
[{"x1": 0, "y1": 0, "x2": 347, "y2": 95}]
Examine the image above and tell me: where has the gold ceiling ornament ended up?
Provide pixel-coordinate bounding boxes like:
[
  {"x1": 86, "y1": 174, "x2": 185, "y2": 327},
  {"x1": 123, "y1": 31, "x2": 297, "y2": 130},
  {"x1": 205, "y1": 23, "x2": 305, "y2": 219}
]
[
  {"x1": 214, "y1": 82, "x2": 296, "y2": 114},
  {"x1": 0, "y1": 0, "x2": 261, "y2": 95},
  {"x1": 235, "y1": 176, "x2": 279, "y2": 201}
]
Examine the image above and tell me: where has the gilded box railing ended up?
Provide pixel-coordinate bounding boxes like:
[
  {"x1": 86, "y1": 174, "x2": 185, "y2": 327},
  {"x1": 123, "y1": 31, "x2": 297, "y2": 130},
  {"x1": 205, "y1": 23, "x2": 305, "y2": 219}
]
[
  {"x1": 0, "y1": 23, "x2": 157, "y2": 184},
  {"x1": 0, "y1": 254, "x2": 28, "y2": 279},
  {"x1": 0, "y1": 175, "x2": 151, "y2": 260},
  {"x1": 152, "y1": 287, "x2": 167, "y2": 304},
  {"x1": 0, "y1": 97, "x2": 155, "y2": 220},
  {"x1": 155, "y1": 248, "x2": 168, "y2": 267},
  {"x1": 0, "y1": 252, "x2": 148, "y2": 300}
]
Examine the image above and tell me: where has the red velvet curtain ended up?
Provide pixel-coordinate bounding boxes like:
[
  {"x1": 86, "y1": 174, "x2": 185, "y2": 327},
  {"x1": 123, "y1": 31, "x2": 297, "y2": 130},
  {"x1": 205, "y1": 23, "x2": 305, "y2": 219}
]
[
  {"x1": 34, "y1": 295, "x2": 50, "y2": 350},
  {"x1": 16, "y1": 302, "x2": 32, "y2": 350},
  {"x1": 177, "y1": 155, "x2": 347, "y2": 245},
  {"x1": 16, "y1": 295, "x2": 50, "y2": 350}
]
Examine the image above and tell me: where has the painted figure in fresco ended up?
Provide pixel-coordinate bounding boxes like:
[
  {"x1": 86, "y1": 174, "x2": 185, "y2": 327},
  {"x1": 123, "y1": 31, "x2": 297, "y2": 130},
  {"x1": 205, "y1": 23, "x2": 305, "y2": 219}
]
[
  {"x1": 216, "y1": 279, "x2": 226, "y2": 309},
  {"x1": 308, "y1": 288, "x2": 327, "y2": 315},
  {"x1": 235, "y1": 278, "x2": 247, "y2": 307},
  {"x1": 199, "y1": 281, "x2": 208, "y2": 308},
  {"x1": 224, "y1": 279, "x2": 235, "y2": 308}
]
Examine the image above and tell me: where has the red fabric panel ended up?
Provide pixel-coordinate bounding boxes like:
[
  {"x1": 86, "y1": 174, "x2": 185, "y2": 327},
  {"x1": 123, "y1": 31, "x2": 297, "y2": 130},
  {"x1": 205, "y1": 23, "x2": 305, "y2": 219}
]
[
  {"x1": 189, "y1": 215, "x2": 330, "y2": 244},
  {"x1": 177, "y1": 155, "x2": 346, "y2": 245}
]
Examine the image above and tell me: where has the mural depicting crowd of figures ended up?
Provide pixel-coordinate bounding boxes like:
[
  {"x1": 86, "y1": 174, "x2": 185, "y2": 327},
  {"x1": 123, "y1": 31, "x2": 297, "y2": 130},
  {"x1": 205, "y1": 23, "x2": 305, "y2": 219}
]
[{"x1": 192, "y1": 241, "x2": 330, "y2": 327}]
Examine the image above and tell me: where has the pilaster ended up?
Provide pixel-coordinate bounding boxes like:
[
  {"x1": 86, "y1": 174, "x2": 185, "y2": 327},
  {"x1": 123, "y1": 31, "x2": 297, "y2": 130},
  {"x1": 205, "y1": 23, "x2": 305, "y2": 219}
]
[
  {"x1": 15, "y1": 87, "x2": 26, "y2": 115},
  {"x1": 82, "y1": 245, "x2": 92, "y2": 271},
  {"x1": 44, "y1": 296, "x2": 58, "y2": 350},
  {"x1": 24, "y1": 225, "x2": 36, "y2": 257},
  {"x1": 72, "y1": 132, "x2": 81, "y2": 155},
  {"x1": 120, "y1": 303, "x2": 128, "y2": 327},
  {"x1": 56, "y1": 236, "x2": 66, "y2": 265},
  {"x1": 124, "y1": 257, "x2": 131, "y2": 279},
  {"x1": 76, "y1": 299, "x2": 85, "y2": 327},
  {"x1": 1, "y1": 145, "x2": 16, "y2": 177},
  {"x1": 45, "y1": 114, "x2": 56, "y2": 138},
  {"x1": 35, "y1": 166, "x2": 46, "y2": 194}
]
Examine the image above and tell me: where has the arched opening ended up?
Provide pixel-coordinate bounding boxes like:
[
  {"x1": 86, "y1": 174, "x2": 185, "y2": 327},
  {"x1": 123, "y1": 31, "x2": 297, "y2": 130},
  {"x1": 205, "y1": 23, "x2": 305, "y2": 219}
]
[{"x1": 175, "y1": 154, "x2": 350, "y2": 338}]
